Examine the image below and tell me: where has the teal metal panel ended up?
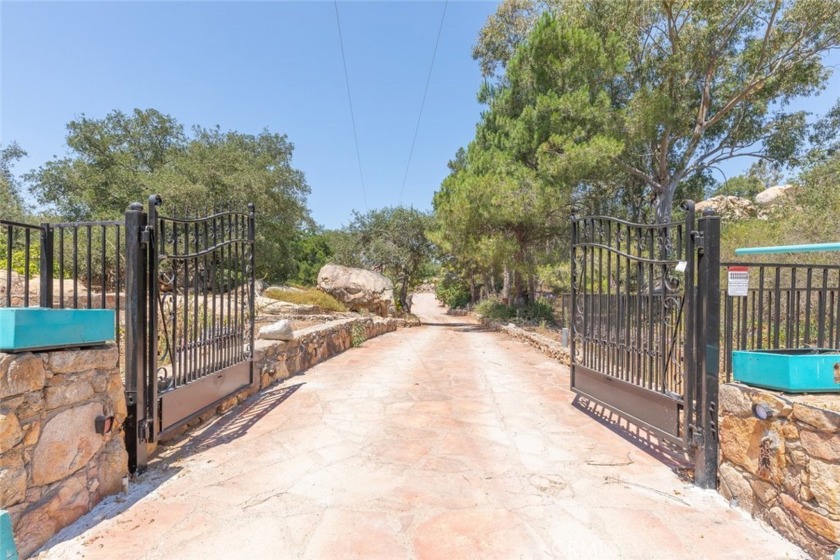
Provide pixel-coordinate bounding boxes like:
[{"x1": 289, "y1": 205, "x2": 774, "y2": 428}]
[
  {"x1": 735, "y1": 242, "x2": 840, "y2": 255},
  {"x1": 0, "y1": 510, "x2": 18, "y2": 560},
  {"x1": 733, "y1": 349, "x2": 840, "y2": 392},
  {"x1": 0, "y1": 309, "x2": 115, "y2": 352}
]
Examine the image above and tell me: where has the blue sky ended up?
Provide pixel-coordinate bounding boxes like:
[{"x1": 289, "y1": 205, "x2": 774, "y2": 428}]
[
  {"x1": 2, "y1": 1, "x2": 839, "y2": 229},
  {"x1": 1, "y1": 0, "x2": 498, "y2": 229}
]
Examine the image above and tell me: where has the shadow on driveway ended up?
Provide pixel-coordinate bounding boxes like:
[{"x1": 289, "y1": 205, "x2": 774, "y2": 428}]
[
  {"x1": 572, "y1": 395, "x2": 693, "y2": 476},
  {"x1": 36, "y1": 383, "x2": 304, "y2": 555}
]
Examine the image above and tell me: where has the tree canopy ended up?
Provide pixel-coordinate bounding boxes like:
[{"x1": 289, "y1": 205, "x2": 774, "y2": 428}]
[
  {"x1": 26, "y1": 108, "x2": 312, "y2": 281},
  {"x1": 330, "y1": 206, "x2": 434, "y2": 313},
  {"x1": 472, "y1": 0, "x2": 840, "y2": 223},
  {"x1": 433, "y1": 0, "x2": 840, "y2": 308},
  {"x1": 0, "y1": 143, "x2": 27, "y2": 221}
]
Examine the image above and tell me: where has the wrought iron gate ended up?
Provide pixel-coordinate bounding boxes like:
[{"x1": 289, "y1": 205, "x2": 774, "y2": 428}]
[
  {"x1": 124, "y1": 196, "x2": 255, "y2": 472},
  {"x1": 570, "y1": 202, "x2": 720, "y2": 488}
]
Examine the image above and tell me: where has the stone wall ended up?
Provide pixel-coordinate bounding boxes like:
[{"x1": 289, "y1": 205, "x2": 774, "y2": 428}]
[
  {"x1": 0, "y1": 345, "x2": 128, "y2": 558},
  {"x1": 254, "y1": 316, "x2": 403, "y2": 389},
  {"x1": 719, "y1": 383, "x2": 840, "y2": 559}
]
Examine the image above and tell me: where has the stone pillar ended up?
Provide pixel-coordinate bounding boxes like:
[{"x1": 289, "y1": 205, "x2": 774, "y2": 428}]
[
  {"x1": 0, "y1": 345, "x2": 128, "y2": 557},
  {"x1": 719, "y1": 383, "x2": 840, "y2": 559}
]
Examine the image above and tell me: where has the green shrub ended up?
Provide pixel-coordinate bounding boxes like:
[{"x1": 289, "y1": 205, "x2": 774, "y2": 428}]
[
  {"x1": 263, "y1": 286, "x2": 347, "y2": 312},
  {"x1": 0, "y1": 247, "x2": 40, "y2": 277},
  {"x1": 350, "y1": 323, "x2": 367, "y2": 347},
  {"x1": 435, "y1": 275, "x2": 471, "y2": 309},
  {"x1": 474, "y1": 297, "x2": 555, "y2": 325}
]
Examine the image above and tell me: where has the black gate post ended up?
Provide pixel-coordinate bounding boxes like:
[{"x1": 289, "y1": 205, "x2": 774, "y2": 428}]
[
  {"x1": 124, "y1": 202, "x2": 149, "y2": 473},
  {"x1": 248, "y1": 203, "x2": 256, "y2": 383},
  {"x1": 39, "y1": 223, "x2": 53, "y2": 308},
  {"x1": 681, "y1": 201, "x2": 696, "y2": 449},
  {"x1": 146, "y1": 195, "x2": 162, "y2": 440},
  {"x1": 694, "y1": 208, "x2": 720, "y2": 489}
]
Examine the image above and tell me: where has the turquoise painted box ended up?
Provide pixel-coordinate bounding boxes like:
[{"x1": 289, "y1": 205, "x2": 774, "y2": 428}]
[
  {"x1": 733, "y1": 348, "x2": 840, "y2": 393},
  {"x1": 0, "y1": 308, "x2": 115, "y2": 352},
  {"x1": 0, "y1": 509, "x2": 18, "y2": 560}
]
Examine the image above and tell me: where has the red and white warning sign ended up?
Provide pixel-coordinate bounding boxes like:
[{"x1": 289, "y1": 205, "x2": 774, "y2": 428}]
[{"x1": 727, "y1": 266, "x2": 749, "y2": 296}]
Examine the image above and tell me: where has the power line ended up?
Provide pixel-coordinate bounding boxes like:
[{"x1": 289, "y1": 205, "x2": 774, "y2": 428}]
[
  {"x1": 334, "y1": 0, "x2": 368, "y2": 211},
  {"x1": 398, "y1": 0, "x2": 448, "y2": 205}
]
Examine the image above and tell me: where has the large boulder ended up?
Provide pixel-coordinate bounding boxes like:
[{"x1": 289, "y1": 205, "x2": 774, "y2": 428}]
[
  {"x1": 258, "y1": 319, "x2": 294, "y2": 341},
  {"x1": 696, "y1": 195, "x2": 759, "y2": 220},
  {"x1": 0, "y1": 271, "x2": 89, "y2": 307},
  {"x1": 755, "y1": 184, "x2": 795, "y2": 205},
  {"x1": 317, "y1": 264, "x2": 393, "y2": 317}
]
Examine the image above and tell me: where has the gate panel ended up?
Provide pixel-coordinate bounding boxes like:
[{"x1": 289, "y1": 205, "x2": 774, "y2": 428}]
[
  {"x1": 149, "y1": 197, "x2": 256, "y2": 438},
  {"x1": 570, "y1": 210, "x2": 695, "y2": 448}
]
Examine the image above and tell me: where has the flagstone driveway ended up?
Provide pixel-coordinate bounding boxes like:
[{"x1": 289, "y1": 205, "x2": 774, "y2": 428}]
[{"x1": 35, "y1": 293, "x2": 807, "y2": 559}]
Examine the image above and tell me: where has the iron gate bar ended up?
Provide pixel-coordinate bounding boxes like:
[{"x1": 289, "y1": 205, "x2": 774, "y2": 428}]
[
  {"x1": 148, "y1": 197, "x2": 255, "y2": 437},
  {"x1": 694, "y1": 210, "x2": 720, "y2": 489},
  {"x1": 0, "y1": 219, "x2": 44, "y2": 308},
  {"x1": 571, "y1": 209, "x2": 695, "y2": 448}
]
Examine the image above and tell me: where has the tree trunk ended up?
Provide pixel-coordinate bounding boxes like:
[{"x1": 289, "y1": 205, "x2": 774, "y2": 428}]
[
  {"x1": 655, "y1": 184, "x2": 676, "y2": 224},
  {"x1": 512, "y1": 231, "x2": 529, "y2": 306},
  {"x1": 502, "y1": 266, "x2": 511, "y2": 304},
  {"x1": 487, "y1": 266, "x2": 497, "y2": 296},
  {"x1": 398, "y1": 278, "x2": 410, "y2": 313}
]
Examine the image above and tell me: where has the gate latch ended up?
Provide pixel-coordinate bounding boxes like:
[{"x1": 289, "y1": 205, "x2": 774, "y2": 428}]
[
  {"x1": 692, "y1": 230, "x2": 705, "y2": 253},
  {"x1": 140, "y1": 225, "x2": 154, "y2": 246},
  {"x1": 138, "y1": 418, "x2": 154, "y2": 443},
  {"x1": 690, "y1": 426, "x2": 704, "y2": 447}
]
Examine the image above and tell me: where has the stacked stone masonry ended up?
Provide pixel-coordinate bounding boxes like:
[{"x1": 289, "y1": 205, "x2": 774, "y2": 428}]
[
  {"x1": 719, "y1": 383, "x2": 840, "y2": 560},
  {"x1": 0, "y1": 345, "x2": 128, "y2": 558}
]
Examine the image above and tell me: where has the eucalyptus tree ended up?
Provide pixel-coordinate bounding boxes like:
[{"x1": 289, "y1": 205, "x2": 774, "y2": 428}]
[{"x1": 474, "y1": 0, "x2": 840, "y2": 223}]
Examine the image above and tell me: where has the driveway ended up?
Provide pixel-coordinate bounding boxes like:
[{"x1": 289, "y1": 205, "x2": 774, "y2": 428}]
[{"x1": 35, "y1": 293, "x2": 806, "y2": 559}]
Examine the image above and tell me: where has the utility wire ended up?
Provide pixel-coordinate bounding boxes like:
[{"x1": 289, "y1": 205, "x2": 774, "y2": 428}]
[
  {"x1": 334, "y1": 0, "x2": 368, "y2": 210},
  {"x1": 398, "y1": 0, "x2": 448, "y2": 205}
]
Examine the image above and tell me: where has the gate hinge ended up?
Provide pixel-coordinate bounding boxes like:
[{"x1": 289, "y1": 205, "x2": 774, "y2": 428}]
[{"x1": 692, "y1": 230, "x2": 705, "y2": 253}]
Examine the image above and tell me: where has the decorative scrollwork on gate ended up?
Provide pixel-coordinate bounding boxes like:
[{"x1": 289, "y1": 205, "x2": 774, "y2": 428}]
[
  {"x1": 150, "y1": 203, "x2": 256, "y2": 394},
  {"x1": 571, "y1": 214, "x2": 690, "y2": 398}
]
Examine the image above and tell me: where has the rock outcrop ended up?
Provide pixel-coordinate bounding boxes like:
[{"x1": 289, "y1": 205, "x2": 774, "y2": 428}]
[
  {"x1": 695, "y1": 195, "x2": 759, "y2": 220},
  {"x1": 317, "y1": 264, "x2": 393, "y2": 317},
  {"x1": 755, "y1": 184, "x2": 795, "y2": 205}
]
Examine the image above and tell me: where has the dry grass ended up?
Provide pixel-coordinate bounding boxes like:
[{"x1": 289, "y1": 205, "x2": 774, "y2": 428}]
[{"x1": 263, "y1": 286, "x2": 347, "y2": 312}]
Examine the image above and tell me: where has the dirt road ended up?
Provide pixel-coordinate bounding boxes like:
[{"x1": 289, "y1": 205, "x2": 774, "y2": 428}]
[{"x1": 36, "y1": 293, "x2": 806, "y2": 559}]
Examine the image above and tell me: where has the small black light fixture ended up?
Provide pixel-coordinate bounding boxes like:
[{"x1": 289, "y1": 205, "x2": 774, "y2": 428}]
[
  {"x1": 95, "y1": 415, "x2": 115, "y2": 435},
  {"x1": 752, "y1": 403, "x2": 773, "y2": 420}
]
